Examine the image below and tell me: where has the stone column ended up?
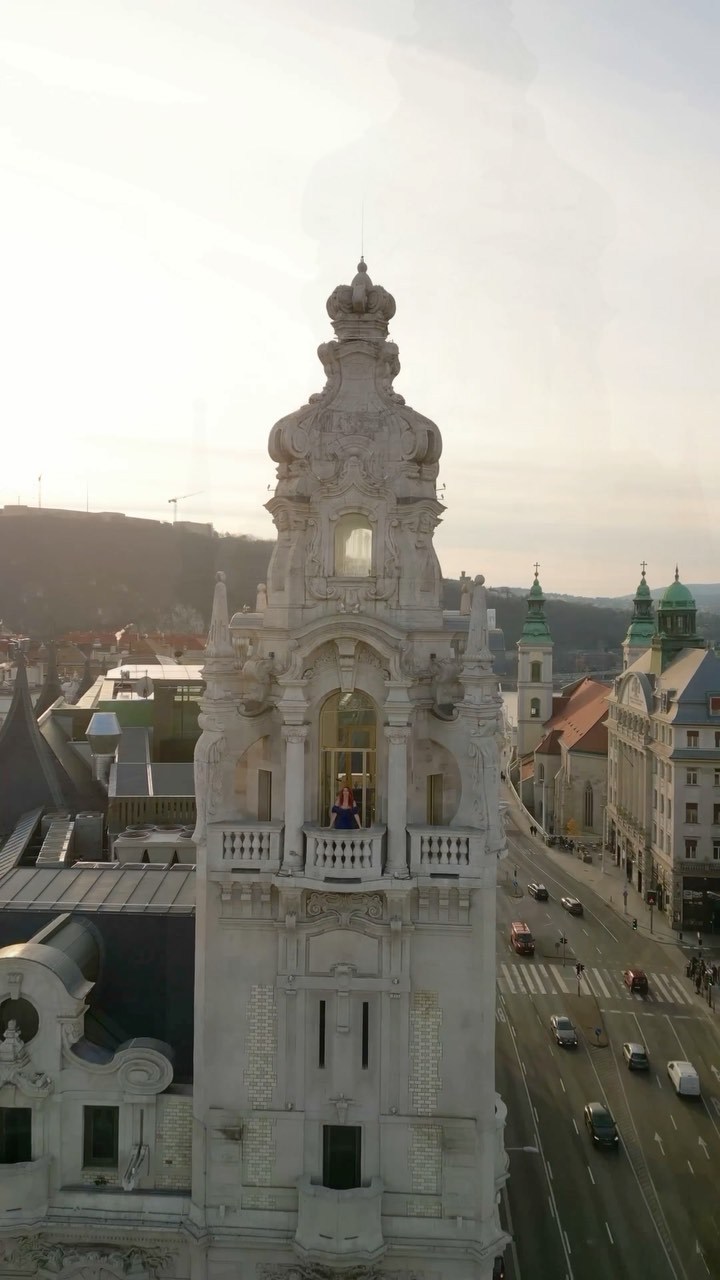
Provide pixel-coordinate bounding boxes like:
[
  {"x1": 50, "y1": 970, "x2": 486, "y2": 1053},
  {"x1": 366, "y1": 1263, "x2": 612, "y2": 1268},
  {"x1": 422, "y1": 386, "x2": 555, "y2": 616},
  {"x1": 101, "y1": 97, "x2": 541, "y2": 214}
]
[
  {"x1": 385, "y1": 727, "x2": 411, "y2": 877},
  {"x1": 281, "y1": 725, "x2": 309, "y2": 873}
]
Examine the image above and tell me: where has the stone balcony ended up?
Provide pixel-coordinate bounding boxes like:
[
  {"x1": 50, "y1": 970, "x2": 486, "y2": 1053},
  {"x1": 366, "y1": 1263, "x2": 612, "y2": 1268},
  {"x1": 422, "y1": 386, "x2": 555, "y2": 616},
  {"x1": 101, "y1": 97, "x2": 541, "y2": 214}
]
[
  {"x1": 207, "y1": 821, "x2": 284, "y2": 872},
  {"x1": 0, "y1": 1155, "x2": 51, "y2": 1220},
  {"x1": 294, "y1": 1174, "x2": 385, "y2": 1268},
  {"x1": 303, "y1": 826, "x2": 386, "y2": 882},
  {"x1": 408, "y1": 825, "x2": 484, "y2": 876}
]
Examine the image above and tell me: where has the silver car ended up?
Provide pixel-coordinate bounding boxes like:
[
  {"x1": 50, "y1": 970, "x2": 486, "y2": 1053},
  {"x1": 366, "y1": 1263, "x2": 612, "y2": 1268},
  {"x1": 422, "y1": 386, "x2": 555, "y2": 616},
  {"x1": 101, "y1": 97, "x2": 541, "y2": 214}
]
[
  {"x1": 622, "y1": 1041, "x2": 649, "y2": 1071},
  {"x1": 550, "y1": 1015, "x2": 578, "y2": 1047}
]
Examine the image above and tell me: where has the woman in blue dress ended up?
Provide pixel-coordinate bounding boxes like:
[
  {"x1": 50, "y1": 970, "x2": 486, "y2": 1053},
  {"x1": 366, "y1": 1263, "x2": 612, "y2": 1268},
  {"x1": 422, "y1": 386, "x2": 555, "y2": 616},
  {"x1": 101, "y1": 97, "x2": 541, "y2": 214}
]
[{"x1": 330, "y1": 785, "x2": 362, "y2": 830}]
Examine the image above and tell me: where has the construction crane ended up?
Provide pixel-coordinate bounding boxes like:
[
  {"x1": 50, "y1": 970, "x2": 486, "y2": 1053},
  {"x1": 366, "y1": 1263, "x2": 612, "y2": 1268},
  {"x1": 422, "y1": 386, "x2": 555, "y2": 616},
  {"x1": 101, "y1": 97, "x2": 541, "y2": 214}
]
[{"x1": 168, "y1": 491, "x2": 204, "y2": 524}]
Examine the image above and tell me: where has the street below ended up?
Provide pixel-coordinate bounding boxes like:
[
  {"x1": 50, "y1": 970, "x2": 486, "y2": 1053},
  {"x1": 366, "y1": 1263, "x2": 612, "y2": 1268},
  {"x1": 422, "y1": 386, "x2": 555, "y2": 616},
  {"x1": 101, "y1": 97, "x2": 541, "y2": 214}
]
[{"x1": 497, "y1": 823, "x2": 720, "y2": 1280}]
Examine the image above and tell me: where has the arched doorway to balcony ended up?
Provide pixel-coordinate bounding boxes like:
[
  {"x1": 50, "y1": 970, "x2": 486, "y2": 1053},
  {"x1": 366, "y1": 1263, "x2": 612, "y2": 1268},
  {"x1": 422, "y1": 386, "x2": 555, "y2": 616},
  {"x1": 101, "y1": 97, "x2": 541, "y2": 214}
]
[{"x1": 320, "y1": 690, "x2": 377, "y2": 828}]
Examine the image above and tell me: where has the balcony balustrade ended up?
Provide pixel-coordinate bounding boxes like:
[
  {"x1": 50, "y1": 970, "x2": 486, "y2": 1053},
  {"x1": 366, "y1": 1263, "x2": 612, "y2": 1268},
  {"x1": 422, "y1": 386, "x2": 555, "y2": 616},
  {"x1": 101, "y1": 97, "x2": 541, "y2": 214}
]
[
  {"x1": 295, "y1": 1174, "x2": 385, "y2": 1267},
  {"x1": 408, "y1": 826, "x2": 483, "y2": 876},
  {"x1": 303, "y1": 826, "x2": 385, "y2": 881},
  {"x1": 207, "y1": 821, "x2": 283, "y2": 872}
]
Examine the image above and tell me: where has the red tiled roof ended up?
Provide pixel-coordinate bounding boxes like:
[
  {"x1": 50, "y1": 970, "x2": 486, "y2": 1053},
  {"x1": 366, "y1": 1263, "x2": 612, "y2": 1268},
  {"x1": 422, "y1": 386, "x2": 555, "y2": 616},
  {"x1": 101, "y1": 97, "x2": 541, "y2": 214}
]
[{"x1": 541, "y1": 677, "x2": 609, "y2": 755}]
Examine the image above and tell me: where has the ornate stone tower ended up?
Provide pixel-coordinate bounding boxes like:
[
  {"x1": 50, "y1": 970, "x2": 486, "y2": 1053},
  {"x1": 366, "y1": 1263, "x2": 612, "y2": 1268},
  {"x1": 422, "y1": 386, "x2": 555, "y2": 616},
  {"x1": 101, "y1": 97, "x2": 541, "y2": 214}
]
[
  {"x1": 649, "y1": 567, "x2": 705, "y2": 676},
  {"x1": 515, "y1": 568, "x2": 554, "y2": 758},
  {"x1": 622, "y1": 564, "x2": 655, "y2": 669},
  {"x1": 191, "y1": 261, "x2": 510, "y2": 1280}
]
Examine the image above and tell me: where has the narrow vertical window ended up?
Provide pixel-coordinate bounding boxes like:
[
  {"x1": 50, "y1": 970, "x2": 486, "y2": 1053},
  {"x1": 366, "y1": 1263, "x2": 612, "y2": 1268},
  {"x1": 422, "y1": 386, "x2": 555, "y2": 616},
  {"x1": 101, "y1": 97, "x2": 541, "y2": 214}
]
[
  {"x1": 361, "y1": 1001, "x2": 369, "y2": 1069},
  {"x1": 258, "y1": 769, "x2": 272, "y2": 821},
  {"x1": 319, "y1": 999, "x2": 326, "y2": 1068}
]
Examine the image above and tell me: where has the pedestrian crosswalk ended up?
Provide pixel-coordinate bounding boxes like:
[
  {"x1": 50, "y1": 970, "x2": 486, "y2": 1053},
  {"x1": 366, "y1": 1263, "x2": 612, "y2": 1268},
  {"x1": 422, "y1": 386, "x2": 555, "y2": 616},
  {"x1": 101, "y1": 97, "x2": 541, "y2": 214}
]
[{"x1": 498, "y1": 962, "x2": 693, "y2": 1006}]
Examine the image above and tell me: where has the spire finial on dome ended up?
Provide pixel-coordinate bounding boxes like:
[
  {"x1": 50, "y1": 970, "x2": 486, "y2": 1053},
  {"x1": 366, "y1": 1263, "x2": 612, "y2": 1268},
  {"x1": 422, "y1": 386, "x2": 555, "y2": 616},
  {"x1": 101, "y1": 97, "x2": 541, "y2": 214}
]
[
  {"x1": 533, "y1": 560, "x2": 540, "y2": 580},
  {"x1": 640, "y1": 559, "x2": 647, "y2": 579},
  {"x1": 675, "y1": 564, "x2": 680, "y2": 582}
]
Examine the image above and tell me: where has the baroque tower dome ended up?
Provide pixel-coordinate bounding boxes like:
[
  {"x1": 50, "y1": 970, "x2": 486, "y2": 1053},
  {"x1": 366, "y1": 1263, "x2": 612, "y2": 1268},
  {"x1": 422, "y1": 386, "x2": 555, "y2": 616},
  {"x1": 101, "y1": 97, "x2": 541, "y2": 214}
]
[{"x1": 264, "y1": 260, "x2": 445, "y2": 629}]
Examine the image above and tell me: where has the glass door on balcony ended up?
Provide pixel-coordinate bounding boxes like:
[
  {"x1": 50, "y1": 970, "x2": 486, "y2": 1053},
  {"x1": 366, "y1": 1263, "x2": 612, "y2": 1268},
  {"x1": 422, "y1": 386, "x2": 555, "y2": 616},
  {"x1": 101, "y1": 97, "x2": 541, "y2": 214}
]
[
  {"x1": 323, "y1": 1124, "x2": 362, "y2": 1189},
  {"x1": 320, "y1": 692, "x2": 376, "y2": 827}
]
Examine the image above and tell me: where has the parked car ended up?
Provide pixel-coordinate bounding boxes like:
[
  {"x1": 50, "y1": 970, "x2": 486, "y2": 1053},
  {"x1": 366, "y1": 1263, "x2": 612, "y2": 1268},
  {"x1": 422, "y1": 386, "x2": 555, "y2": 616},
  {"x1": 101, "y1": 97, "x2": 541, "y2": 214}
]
[
  {"x1": 550, "y1": 1015, "x2": 578, "y2": 1047},
  {"x1": 528, "y1": 882, "x2": 549, "y2": 901},
  {"x1": 623, "y1": 968, "x2": 649, "y2": 995},
  {"x1": 667, "y1": 1061, "x2": 701, "y2": 1096},
  {"x1": 584, "y1": 1102, "x2": 619, "y2": 1148},
  {"x1": 622, "y1": 1042, "x2": 649, "y2": 1071},
  {"x1": 561, "y1": 896, "x2": 583, "y2": 915}
]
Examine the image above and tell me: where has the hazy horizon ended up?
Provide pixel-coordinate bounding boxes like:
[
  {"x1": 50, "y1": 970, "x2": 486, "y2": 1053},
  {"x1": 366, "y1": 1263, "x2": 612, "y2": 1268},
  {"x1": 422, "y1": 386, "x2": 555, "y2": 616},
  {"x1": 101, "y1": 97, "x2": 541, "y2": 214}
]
[{"x1": 1, "y1": 1, "x2": 717, "y2": 596}]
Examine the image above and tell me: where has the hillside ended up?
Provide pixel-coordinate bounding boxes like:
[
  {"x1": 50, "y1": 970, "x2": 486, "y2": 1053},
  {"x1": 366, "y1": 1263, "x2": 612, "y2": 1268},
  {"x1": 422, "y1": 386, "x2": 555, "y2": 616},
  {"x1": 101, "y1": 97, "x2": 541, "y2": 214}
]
[{"x1": 1, "y1": 507, "x2": 718, "y2": 654}]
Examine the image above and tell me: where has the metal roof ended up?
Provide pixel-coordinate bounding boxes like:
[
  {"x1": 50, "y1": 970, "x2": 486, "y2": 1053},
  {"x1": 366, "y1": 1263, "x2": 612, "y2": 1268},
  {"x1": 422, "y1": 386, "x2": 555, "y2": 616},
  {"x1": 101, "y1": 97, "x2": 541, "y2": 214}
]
[{"x1": 0, "y1": 863, "x2": 196, "y2": 914}]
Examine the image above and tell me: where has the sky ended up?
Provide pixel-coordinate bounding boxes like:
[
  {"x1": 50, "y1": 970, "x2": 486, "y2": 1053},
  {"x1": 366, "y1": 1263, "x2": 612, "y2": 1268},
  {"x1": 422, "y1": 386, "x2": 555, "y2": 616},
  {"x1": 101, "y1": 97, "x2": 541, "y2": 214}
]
[{"x1": 1, "y1": 0, "x2": 718, "y2": 597}]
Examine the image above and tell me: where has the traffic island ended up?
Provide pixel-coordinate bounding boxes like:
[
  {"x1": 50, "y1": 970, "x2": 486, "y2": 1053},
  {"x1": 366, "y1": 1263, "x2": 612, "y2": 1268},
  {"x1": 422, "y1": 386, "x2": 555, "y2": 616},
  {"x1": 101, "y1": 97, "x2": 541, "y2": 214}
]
[{"x1": 561, "y1": 991, "x2": 609, "y2": 1049}]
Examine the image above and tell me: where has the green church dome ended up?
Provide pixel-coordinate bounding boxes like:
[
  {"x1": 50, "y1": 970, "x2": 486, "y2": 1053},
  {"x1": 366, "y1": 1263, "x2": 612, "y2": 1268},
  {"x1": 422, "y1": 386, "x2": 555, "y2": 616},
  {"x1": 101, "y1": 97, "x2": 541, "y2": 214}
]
[{"x1": 659, "y1": 567, "x2": 695, "y2": 611}]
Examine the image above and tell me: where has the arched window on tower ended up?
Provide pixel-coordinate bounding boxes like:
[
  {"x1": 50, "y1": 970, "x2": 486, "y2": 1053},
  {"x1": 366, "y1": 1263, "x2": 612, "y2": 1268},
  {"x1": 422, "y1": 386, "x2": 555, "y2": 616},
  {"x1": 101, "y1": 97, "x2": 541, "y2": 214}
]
[
  {"x1": 334, "y1": 515, "x2": 373, "y2": 577},
  {"x1": 584, "y1": 782, "x2": 594, "y2": 829},
  {"x1": 530, "y1": 661, "x2": 542, "y2": 683},
  {"x1": 530, "y1": 697, "x2": 541, "y2": 719},
  {"x1": 320, "y1": 690, "x2": 377, "y2": 827}
]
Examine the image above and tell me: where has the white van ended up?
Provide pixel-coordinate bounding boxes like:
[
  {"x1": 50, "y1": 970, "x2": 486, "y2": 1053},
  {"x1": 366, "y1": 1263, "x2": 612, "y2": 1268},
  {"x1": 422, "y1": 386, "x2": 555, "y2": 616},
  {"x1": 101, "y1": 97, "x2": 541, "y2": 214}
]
[{"x1": 667, "y1": 1060, "x2": 701, "y2": 1096}]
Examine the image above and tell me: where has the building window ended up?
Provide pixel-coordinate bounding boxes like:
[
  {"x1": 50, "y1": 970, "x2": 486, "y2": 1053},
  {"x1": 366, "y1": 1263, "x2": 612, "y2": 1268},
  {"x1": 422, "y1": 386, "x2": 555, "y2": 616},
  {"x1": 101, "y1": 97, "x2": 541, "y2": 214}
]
[
  {"x1": 258, "y1": 769, "x2": 272, "y2": 822},
  {"x1": 334, "y1": 515, "x2": 372, "y2": 577},
  {"x1": 714, "y1": 804, "x2": 720, "y2": 825},
  {"x1": 660, "y1": 795, "x2": 664, "y2": 815},
  {"x1": 685, "y1": 840, "x2": 697, "y2": 859},
  {"x1": 426, "y1": 774, "x2": 444, "y2": 826},
  {"x1": 323, "y1": 1125, "x2": 361, "y2": 1190},
  {"x1": 0, "y1": 1108, "x2": 31, "y2": 1164},
  {"x1": 714, "y1": 841, "x2": 720, "y2": 861},
  {"x1": 685, "y1": 803, "x2": 699, "y2": 824},
  {"x1": 530, "y1": 661, "x2": 542, "y2": 683},
  {"x1": 709, "y1": 696, "x2": 720, "y2": 715},
  {"x1": 668, "y1": 799, "x2": 672, "y2": 821},
  {"x1": 687, "y1": 731, "x2": 699, "y2": 748},
  {"x1": 318, "y1": 1000, "x2": 326, "y2": 1069},
  {"x1": 660, "y1": 761, "x2": 665, "y2": 780},
  {"x1": 687, "y1": 769, "x2": 698, "y2": 785},
  {"x1": 362, "y1": 1001, "x2": 369, "y2": 1070},
  {"x1": 716, "y1": 732, "x2": 720, "y2": 749},
  {"x1": 83, "y1": 1106, "x2": 119, "y2": 1169},
  {"x1": 652, "y1": 757, "x2": 658, "y2": 775},
  {"x1": 715, "y1": 771, "x2": 720, "y2": 788},
  {"x1": 653, "y1": 789, "x2": 657, "y2": 810},
  {"x1": 583, "y1": 784, "x2": 594, "y2": 829},
  {"x1": 652, "y1": 822, "x2": 657, "y2": 843},
  {"x1": 530, "y1": 698, "x2": 541, "y2": 719},
  {"x1": 320, "y1": 691, "x2": 376, "y2": 827}
]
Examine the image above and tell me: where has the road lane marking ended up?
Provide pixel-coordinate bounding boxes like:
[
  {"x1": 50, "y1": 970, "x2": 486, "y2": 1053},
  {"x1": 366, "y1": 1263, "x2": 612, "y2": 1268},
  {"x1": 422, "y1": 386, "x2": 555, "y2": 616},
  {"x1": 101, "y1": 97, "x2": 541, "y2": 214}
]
[
  {"x1": 537, "y1": 963, "x2": 557, "y2": 993},
  {"x1": 592, "y1": 970, "x2": 610, "y2": 997},
  {"x1": 656, "y1": 1074, "x2": 662, "y2": 1088},
  {"x1": 521, "y1": 1061, "x2": 527, "y2": 1074},
  {"x1": 533, "y1": 1107, "x2": 539, "y2": 1123},
  {"x1": 572, "y1": 1118, "x2": 579, "y2": 1135},
  {"x1": 559, "y1": 1077, "x2": 566, "y2": 1093},
  {"x1": 501, "y1": 964, "x2": 516, "y2": 994},
  {"x1": 522, "y1": 968, "x2": 538, "y2": 994},
  {"x1": 605, "y1": 1223, "x2": 614, "y2": 1245},
  {"x1": 582, "y1": 927, "x2": 589, "y2": 936},
  {"x1": 698, "y1": 1136, "x2": 710, "y2": 1160},
  {"x1": 548, "y1": 1196, "x2": 555, "y2": 1219},
  {"x1": 670, "y1": 1114, "x2": 677, "y2": 1130},
  {"x1": 563, "y1": 1231, "x2": 572, "y2": 1255},
  {"x1": 587, "y1": 1165, "x2": 595, "y2": 1185},
  {"x1": 688, "y1": 1160, "x2": 695, "y2": 1175},
  {"x1": 547, "y1": 1161, "x2": 553, "y2": 1180},
  {"x1": 654, "y1": 1132, "x2": 665, "y2": 1156},
  {"x1": 555, "y1": 970, "x2": 570, "y2": 993}
]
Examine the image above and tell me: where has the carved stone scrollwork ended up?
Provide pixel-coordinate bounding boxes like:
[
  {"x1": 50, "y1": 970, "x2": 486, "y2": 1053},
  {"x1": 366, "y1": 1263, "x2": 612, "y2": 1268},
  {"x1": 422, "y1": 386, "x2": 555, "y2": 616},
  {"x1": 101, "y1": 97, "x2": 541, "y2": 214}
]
[
  {"x1": 305, "y1": 892, "x2": 383, "y2": 924},
  {"x1": 0, "y1": 1020, "x2": 53, "y2": 1097},
  {"x1": 62, "y1": 1037, "x2": 174, "y2": 1096},
  {"x1": 257, "y1": 1268, "x2": 430, "y2": 1280},
  {"x1": 5, "y1": 1237, "x2": 174, "y2": 1277}
]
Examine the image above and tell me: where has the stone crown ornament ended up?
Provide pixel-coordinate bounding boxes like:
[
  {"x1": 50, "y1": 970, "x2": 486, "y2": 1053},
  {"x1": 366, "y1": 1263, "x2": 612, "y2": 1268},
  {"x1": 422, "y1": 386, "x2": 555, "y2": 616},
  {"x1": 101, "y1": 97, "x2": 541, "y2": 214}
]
[{"x1": 325, "y1": 258, "x2": 396, "y2": 338}]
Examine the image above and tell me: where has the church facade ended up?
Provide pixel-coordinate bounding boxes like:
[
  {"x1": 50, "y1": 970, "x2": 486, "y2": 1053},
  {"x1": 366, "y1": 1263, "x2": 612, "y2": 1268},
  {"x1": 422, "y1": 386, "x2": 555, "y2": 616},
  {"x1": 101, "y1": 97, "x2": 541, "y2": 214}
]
[{"x1": 191, "y1": 261, "x2": 509, "y2": 1279}]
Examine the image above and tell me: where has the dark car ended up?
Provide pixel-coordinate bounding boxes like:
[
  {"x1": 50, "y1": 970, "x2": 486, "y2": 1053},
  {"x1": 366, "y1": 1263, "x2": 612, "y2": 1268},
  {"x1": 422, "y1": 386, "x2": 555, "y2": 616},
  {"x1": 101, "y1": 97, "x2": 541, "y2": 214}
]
[
  {"x1": 584, "y1": 1102, "x2": 619, "y2": 1148},
  {"x1": 561, "y1": 896, "x2": 583, "y2": 915},
  {"x1": 550, "y1": 1015, "x2": 578, "y2": 1047},
  {"x1": 623, "y1": 968, "x2": 649, "y2": 995},
  {"x1": 528, "y1": 882, "x2": 549, "y2": 901}
]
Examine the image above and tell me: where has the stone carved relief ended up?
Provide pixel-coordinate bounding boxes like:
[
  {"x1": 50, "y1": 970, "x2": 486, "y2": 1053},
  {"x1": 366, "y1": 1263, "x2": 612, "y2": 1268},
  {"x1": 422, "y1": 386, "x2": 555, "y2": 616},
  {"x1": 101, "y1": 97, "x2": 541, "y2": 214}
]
[
  {"x1": 194, "y1": 731, "x2": 226, "y2": 842},
  {"x1": 5, "y1": 1237, "x2": 173, "y2": 1277},
  {"x1": 0, "y1": 1020, "x2": 52, "y2": 1097},
  {"x1": 258, "y1": 1267, "x2": 431, "y2": 1280},
  {"x1": 305, "y1": 892, "x2": 384, "y2": 924},
  {"x1": 62, "y1": 1036, "x2": 174, "y2": 1095},
  {"x1": 468, "y1": 714, "x2": 507, "y2": 857}
]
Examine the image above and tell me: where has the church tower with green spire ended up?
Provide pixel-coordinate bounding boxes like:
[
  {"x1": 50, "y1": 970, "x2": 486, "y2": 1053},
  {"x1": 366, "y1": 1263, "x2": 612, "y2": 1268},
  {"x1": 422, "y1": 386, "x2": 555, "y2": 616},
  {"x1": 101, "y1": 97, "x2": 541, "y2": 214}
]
[
  {"x1": 649, "y1": 566, "x2": 705, "y2": 676},
  {"x1": 622, "y1": 563, "x2": 655, "y2": 669},
  {"x1": 516, "y1": 565, "x2": 554, "y2": 758}
]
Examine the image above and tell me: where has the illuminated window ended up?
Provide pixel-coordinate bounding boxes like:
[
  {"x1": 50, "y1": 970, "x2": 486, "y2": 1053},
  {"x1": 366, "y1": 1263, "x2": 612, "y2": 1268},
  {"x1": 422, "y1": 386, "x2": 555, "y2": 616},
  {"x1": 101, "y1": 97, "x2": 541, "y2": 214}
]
[
  {"x1": 334, "y1": 515, "x2": 372, "y2": 577},
  {"x1": 320, "y1": 691, "x2": 376, "y2": 827}
]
